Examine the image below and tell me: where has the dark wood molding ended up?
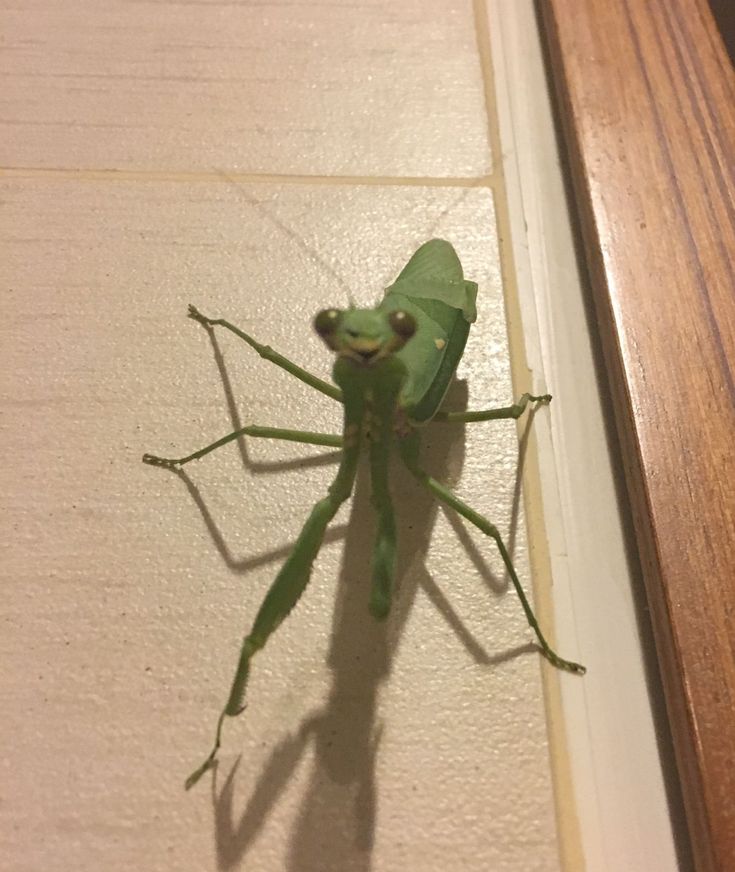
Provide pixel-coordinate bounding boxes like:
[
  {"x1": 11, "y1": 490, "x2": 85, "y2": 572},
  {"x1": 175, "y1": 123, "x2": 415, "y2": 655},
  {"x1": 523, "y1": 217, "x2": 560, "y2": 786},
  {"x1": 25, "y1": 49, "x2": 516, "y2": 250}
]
[{"x1": 538, "y1": 1, "x2": 735, "y2": 870}]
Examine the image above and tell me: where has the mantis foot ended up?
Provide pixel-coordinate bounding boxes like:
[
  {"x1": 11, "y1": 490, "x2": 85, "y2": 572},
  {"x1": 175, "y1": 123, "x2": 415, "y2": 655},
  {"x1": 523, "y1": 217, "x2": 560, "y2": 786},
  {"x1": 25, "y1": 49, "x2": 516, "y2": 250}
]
[
  {"x1": 541, "y1": 645, "x2": 586, "y2": 675},
  {"x1": 184, "y1": 753, "x2": 218, "y2": 791},
  {"x1": 528, "y1": 393, "x2": 552, "y2": 406},
  {"x1": 141, "y1": 453, "x2": 180, "y2": 469},
  {"x1": 187, "y1": 304, "x2": 213, "y2": 328},
  {"x1": 185, "y1": 711, "x2": 227, "y2": 790}
]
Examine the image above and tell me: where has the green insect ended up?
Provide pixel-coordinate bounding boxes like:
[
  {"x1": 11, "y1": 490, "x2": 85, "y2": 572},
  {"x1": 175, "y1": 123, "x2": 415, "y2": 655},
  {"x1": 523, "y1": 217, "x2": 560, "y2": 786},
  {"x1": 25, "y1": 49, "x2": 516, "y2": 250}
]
[{"x1": 143, "y1": 239, "x2": 585, "y2": 789}]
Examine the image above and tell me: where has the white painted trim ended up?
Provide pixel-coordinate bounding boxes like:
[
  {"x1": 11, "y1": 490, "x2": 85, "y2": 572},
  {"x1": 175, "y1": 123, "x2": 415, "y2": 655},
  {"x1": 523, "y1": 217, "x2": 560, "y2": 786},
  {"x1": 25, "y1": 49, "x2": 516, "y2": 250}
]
[{"x1": 487, "y1": 1, "x2": 684, "y2": 869}]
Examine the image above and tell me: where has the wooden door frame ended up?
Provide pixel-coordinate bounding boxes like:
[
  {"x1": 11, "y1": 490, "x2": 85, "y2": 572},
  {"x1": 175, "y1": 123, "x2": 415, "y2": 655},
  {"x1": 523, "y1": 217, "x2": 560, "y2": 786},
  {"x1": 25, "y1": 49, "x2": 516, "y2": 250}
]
[{"x1": 538, "y1": 2, "x2": 735, "y2": 870}]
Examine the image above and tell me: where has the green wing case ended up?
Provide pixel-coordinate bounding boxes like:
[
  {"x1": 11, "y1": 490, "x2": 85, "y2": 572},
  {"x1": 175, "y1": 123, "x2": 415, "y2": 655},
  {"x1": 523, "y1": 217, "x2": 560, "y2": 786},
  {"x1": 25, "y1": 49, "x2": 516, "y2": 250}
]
[{"x1": 381, "y1": 239, "x2": 478, "y2": 423}]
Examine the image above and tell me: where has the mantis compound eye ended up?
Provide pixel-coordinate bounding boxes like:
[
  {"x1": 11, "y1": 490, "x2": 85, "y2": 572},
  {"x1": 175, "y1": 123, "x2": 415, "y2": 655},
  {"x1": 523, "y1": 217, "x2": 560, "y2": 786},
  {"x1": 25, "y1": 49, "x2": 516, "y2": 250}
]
[
  {"x1": 388, "y1": 310, "x2": 416, "y2": 340},
  {"x1": 313, "y1": 308, "x2": 342, "y2": 338}
]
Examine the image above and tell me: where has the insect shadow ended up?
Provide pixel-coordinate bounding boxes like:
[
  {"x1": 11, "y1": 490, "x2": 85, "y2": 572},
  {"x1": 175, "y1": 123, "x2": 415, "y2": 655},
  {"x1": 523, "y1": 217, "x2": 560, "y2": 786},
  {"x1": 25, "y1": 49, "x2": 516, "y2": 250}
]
[{"x1": 172, "y1": 321, "x2": 537, "y2": 871}]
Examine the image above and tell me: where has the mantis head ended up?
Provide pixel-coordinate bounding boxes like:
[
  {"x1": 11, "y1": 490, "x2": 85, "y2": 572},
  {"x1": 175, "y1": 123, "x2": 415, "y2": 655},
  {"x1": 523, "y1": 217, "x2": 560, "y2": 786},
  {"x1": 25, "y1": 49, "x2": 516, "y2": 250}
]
[{"x1": 314, "y1": 307, "x2": 417, "y2": 365}]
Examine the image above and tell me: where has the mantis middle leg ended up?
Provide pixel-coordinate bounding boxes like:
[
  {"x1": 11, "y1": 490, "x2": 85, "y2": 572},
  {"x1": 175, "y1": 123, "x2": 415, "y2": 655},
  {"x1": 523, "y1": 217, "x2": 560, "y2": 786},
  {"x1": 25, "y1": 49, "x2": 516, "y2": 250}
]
[
  {"x1": 433, "y1": 392, "x2": 551, "y2": 424},
  {"x1": 143, "y1": 424, "x2": 343, "y2": 469}
]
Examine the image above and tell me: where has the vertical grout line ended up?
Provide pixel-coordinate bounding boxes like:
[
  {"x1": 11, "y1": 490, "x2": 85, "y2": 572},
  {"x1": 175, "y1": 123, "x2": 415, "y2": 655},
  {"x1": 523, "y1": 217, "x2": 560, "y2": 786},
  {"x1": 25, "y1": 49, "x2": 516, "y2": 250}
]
[
  {"x1": 472, "y1": 2, "x2": 585, "y2": 870},
  {"x1": 471, "y1": 0, "x2": 522, "y2": 349}
]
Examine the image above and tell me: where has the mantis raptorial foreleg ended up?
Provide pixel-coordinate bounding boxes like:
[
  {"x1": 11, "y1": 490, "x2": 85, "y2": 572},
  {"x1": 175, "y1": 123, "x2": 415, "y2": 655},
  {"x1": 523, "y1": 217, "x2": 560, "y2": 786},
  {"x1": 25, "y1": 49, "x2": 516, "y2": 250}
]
[
  {"x1": 397, "y1": 434, "x2": 585, "y2": 676},
  {"x1": 184, "y1": 407, "x2": 363, "y2": 790},
  {"x1": 367, "y1": 436, "x2": 397, "y2": 621},
  {"x1": 188, "y1": 305, "x2": 343, "y2": 402},
  {"x1": 142, "y1": 425, "x2": 343, "y2": 469},
  {"x1": 364, "y1": 359, "x2": 406, "y2": 621},
  {"x1": 433, "y1": 393, "x2": 551, "y2": 424}
]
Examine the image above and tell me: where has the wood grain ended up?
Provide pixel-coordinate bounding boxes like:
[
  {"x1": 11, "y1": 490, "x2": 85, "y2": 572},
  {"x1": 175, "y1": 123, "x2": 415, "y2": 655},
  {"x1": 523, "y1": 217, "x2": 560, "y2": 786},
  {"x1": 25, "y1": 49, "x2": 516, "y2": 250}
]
[{"x1": 538, "y1": 1, "x2": 735, "y2": 870}]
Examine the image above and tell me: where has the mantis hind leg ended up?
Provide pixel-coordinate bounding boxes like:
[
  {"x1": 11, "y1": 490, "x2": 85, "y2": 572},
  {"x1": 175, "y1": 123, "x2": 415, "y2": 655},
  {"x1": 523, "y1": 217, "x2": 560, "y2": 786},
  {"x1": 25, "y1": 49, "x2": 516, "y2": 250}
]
[
  {"x1": 398, "y1": 436, "x2": 585, "y2": 675},
  {"x1": 185, "y1": 437, "x2": 360, "y2": 790},
  {"x1": 368, "y1": 456, "x2": 397, "y2": 621}
]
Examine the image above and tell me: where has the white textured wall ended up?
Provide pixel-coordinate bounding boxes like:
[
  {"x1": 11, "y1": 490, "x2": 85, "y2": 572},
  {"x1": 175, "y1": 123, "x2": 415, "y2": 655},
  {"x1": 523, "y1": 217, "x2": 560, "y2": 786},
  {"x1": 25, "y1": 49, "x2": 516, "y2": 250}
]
[{"x1": 2, "y1": 178, "x2": 563, "y2": 872}]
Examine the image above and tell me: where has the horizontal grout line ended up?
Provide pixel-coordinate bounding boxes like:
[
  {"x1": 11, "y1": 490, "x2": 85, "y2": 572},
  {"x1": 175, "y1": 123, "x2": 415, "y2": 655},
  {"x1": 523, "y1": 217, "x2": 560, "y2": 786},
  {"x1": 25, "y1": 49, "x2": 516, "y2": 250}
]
[{"x1": 0, "y1": 166, "x2": 496, "y2": 188}]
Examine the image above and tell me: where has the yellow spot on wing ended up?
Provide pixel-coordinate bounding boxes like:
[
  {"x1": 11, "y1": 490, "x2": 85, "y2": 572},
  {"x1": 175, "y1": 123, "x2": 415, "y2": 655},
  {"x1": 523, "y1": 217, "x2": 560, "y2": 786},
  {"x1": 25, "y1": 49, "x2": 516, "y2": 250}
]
[{"x1": 434, "y1": 338, "x2": 446, "y2": 350}]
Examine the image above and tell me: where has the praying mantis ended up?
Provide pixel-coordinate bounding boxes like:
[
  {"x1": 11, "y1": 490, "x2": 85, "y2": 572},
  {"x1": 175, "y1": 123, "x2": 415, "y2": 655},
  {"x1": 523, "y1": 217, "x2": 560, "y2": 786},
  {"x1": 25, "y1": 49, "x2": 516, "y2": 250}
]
[{"x1": 143, "y1": 239, "x2": 585, "y2": 789}]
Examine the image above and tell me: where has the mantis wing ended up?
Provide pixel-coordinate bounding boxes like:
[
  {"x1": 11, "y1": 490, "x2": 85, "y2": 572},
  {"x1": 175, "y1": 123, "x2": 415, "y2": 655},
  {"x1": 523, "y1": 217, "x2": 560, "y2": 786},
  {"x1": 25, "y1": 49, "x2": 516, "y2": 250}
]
[
  {"x1": 381, "y1": 239, "x2": 478, "y2": 423},
  {"x1": 388, "y1": 238, "x2": 477, "y2": 323}
]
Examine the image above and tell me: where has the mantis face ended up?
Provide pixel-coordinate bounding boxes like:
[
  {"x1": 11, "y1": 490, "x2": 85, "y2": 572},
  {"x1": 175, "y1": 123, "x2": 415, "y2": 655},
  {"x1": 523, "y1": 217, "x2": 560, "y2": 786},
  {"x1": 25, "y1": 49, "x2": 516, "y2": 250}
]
[{"x1": 313, "y1": 307, "x2": 416, "y2": 366}]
